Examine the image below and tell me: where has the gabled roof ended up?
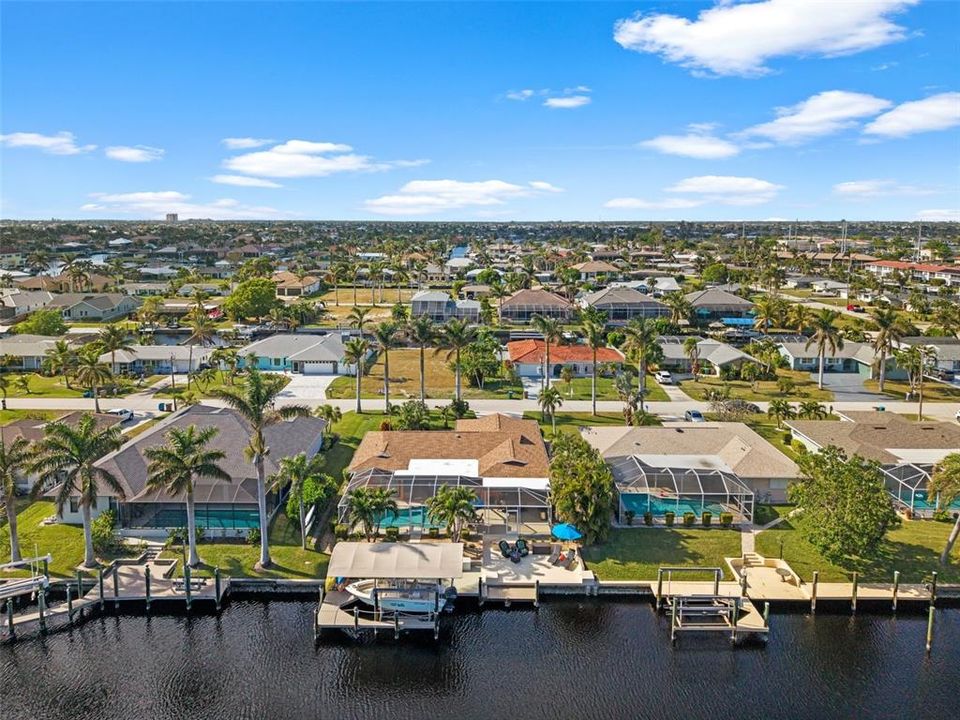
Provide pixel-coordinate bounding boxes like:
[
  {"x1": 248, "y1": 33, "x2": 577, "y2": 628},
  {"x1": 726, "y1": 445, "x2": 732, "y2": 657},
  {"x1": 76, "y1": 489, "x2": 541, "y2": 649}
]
[
  {"x1": 572, "y1": 260, "x2": 619, "y2": 273},
  {"x1": 46, "y1": 293, "x2": 138, "y2": 311},
  {"x1": 240, "y1": 333, "x2": 346, "y2": 362},
  {"x1": 581, "y1": 286, "x2": 667, "y2": 309},
  {"x1": 507, "y1": 339, "x2": 624, "y2": 365},
  {"x1": 685, "y1": 288, "x2": 755, "y2": 309},
  {"x1": 500, "y1": 288, "x2": 571, "y2": 309}
]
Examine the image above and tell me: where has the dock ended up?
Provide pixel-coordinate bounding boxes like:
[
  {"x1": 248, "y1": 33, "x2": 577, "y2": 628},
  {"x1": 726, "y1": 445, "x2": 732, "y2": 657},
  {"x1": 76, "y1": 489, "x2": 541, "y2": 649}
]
[{"x1": 665, "y1": 594, "x2": 769, "y2": 644}]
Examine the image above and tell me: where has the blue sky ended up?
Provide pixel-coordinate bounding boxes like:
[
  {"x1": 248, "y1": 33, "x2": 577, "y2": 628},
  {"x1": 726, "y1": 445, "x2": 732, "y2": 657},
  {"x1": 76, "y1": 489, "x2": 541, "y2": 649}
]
[{"x1": 1, "y1": 1, "x2": 958, "y2": 221}]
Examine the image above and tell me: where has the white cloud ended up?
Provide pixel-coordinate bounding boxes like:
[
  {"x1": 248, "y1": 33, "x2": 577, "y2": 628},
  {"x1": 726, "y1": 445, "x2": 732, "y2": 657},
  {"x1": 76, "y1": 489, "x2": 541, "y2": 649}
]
[
  {"x1": 544, "y1": 95, "x2": 591, "y2": 109},
  {"x1": 740, "y1": 90, "x2": 892, "y2": 144},
  {"x1": 863, "y1": 92, "x2": 960, "y2": 137},
  {"x1": 221, "y1": 137, "x2": 274, "y2": 149},
  {"x1": 0, "y1": 131, "x2": 95, "y2": 155},
  {"x1": 210, "y1": 175, "x2": 283, "y2": 188},
  {"x1": 916, "y1": 209, "x2": 960, "y2": 222},
  {"x1": 833, "y1": 179, "x2": 937, "y2": 197},
  {"x1": 364, "y1": 179, "x2": 563, "y2": 216},
  {"x1": 605, "y1": 175, "x2": 784, "y2": 210},
  {"x1": 506, "y1": 89, "x2": 535, "y2": 101},
  {"x1": 81, "y1": 190, "x2": 287, "y2": 220},
  {"x1": 639, "y1": 127, "x2": 740, "y2": 159},
  {"x1": 223, "y1": 139, "x2": 424, "y2": 178},
  {"x1": 104, "y1": 145, "x2": 165, "y2": 163},
  {"x1": 613, "y1": 0, "x2": 917, "y2": 77}
]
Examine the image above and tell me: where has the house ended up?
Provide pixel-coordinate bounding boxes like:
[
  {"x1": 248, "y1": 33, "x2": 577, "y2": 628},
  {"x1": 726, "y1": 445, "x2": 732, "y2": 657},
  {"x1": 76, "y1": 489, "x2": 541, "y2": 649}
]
[
  {"x1": 45, "y1": 405, "x2": 325, "y2": 534},
  {"x1": 571, "y1": 260, "x2": 619, "y2": 282},
  {"x1": 657, "y1": 336, "x2": 752, "y2": 376},
  {"x1": 578, "y1": 286, "x2": 668, "y2": 324},
  {"x1": 0, "y1": 334, "x2": 63, "y2": 370},
  {"x1": 410, "y1": 290, "x2": 480, "y2": 323},
  {"x1": 272, "y1": 270, "x2": 321, "y2": 297},
  {"x1": 507, "y1": 338, "x2": 625, "y2": 378},
  {"x1": 581, "y1": 422, "x2": 800, "y2": 503},
  {"x1": 499, "y1": 288, "x2": 572, "y2": 324},
  {"x1": 865, "y1": 261, "x2": 960, "y2": 288},
  {"x1": 777, "y1": 340, "x2": 901, "y2": 379},
  {"x1": 99, "y1": 344, "x2": 215, "y2": 375},
  {"x1": 895, "y1": 337, "x2": 960, "y2": 376},
  {"x1": 685, "y1": 288, "x2": 755, "y2": 322},
  {"x1": 240, "y1": 333, "x2": 350, "y2": 374},
  {"x1": 344, "y1": 414, "x2": 552, "y2": 533},
  {"x1": 4, "y1": 412, "x2": 126, "y2": 492},
  {"x1": 46, "y1": 293, "x2": 141, "y2": 321},
  {"x1": 16, "y1": 272, "x2": 113, "y2": 293},
  {"x1": 0, "y1": 289, "x2": 53, "y2": 321}
]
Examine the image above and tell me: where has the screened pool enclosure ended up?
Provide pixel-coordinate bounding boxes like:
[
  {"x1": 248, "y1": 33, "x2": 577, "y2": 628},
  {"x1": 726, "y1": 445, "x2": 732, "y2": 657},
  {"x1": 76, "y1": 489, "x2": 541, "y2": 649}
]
[
  {"x1": 339, "y1": 469, "x2": 553, "y2": 532},
  {"x1": 607, "y1": 456, "x2": 754, "y2": 523},
  {"x1": 882, "y1": 463, "x2": 960, "y2": 517}
]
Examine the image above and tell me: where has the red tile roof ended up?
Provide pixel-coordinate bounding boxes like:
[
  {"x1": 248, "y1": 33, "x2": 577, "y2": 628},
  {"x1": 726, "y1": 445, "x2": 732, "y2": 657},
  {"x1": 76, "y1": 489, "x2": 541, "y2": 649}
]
[{"x1": 507, "y1": 339, "x2": 625, "y2": 364}]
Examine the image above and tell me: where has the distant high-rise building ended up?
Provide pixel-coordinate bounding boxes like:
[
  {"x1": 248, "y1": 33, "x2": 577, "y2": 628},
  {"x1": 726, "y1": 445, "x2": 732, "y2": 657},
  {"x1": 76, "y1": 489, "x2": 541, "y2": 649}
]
[{"x1": 165, "y1": 213, "x2": 178, "y2": 222}]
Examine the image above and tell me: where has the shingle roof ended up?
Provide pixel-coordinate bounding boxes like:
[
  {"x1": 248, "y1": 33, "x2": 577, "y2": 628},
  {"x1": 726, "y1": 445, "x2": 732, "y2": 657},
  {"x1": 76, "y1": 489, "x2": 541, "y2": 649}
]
[
  {"x1": 581, "y1": 286, "x2": 667, "y2": 309},
  {"x1": 240, "y1": 333, "x2": 346, "y2": 362},
  {"x1": 685, "y1": 288, "x2": 755, "y2": 309},
  {"x1": 500, "y1": 288, "x2": 571, "y2": 309}
]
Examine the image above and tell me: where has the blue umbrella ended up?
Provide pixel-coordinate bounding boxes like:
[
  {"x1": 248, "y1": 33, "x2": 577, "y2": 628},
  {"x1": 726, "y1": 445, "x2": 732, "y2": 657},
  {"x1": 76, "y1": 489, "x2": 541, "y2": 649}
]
[{"x1": 551, "y1": 523, "x2": 582, "y2": 541}]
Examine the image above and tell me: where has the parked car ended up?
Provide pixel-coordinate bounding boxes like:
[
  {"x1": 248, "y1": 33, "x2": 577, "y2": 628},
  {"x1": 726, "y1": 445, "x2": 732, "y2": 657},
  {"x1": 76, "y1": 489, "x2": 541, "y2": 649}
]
[
  {"x1": 107, "y1": 408, "x2": 134, "y2": 423},
  {"x1": 655, "y1": 370, "x2": 673, "y2": 385},
  {"x1": 684, "y1": 409, "x2": 705, "y2": 422},
  {"x1": 846, "y1": 304, "x2": 865, "y2": 312}
]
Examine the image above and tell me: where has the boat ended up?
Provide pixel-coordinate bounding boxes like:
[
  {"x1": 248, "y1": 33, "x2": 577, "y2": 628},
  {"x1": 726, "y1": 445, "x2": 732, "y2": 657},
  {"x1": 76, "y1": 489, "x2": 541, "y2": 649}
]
[{"x1": 345, "y1": 579, "x2": 450, "y2": 613}]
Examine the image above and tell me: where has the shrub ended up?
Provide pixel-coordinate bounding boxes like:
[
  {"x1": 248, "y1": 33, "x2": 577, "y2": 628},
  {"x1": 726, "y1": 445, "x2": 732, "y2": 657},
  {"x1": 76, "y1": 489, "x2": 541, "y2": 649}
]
[
  {"x1": 448, "y1": 398, "x2": 471, "y2": 418},
  {"x1": 791, "y1": 439, "x2": 808, "y2": 454},
  {"x1": 664, "y1": 511, "x2": 675, "y2": 527},
  {"x1": 246, "y1": 527, "x2": 261, "y2": 546},
  {"x1": 333, "y1": 523, "x2": 350, "y2": 540},
  {"x1": 384, "y1": 527, "x2": 400, "y2": 542},
  {"x1": 720, "y1": 512, "x2": 734, "y2": 528},
  {"x1": 782, "y1": 432, "x2": 792, "y2": 445},
  {"x1": 379, "y1": 420, "x2": 393, "y2": 431},
  {"x1": 91, "y1": 510, "x2": 120, "y2": 554},
  {"x1": 427, "y1": 527, "x2": 439, "y2": 539},
  {"x1": 701, "y1": 511, "x2": 712, "y2": 527},
  {"x1": 624, "y1": 510, "x2": 636, "y2": 526},
  {"x1": 643, "y1": 511, "x2": 653, "y2": 526},
  {"x1": 682, "y1": 512, "x2": 696, "y2": 527}
]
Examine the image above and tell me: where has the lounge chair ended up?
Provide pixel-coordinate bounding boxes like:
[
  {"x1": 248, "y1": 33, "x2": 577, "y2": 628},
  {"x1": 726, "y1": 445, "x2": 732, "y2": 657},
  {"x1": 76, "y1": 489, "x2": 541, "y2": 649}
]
[
  {"x1": 498, "y1": 539, "x2": 513, "y2": 558},
  {"x1": 515, "y1": 538, "x2": 530, "y2": 557},
  {"x1": 547, "y1": 544, "x2": 561, "y2": 565},
  {"x1": 563, "y1": 548, "x2": 578, "y2": 570}
]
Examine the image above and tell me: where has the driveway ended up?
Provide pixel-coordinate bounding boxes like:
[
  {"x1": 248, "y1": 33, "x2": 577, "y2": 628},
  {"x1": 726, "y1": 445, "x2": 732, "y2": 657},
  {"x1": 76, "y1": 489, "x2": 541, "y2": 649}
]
[
  {"x1": 814, "y1": 372, "x2": 888, "y2": 404},
  {"x1": 276, "y1": 373, "x2": 341, "y2": 401}
]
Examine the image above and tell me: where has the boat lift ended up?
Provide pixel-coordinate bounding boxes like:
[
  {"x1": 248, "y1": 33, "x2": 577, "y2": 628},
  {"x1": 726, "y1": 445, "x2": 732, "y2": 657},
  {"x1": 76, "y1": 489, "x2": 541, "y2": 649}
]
[{"x1": 0, "y1": 555, "x2": 52, "y2": 637}]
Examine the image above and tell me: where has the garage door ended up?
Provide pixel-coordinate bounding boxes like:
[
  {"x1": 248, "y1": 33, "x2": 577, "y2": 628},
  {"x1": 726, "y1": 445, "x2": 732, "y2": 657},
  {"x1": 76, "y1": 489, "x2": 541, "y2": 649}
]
[{"x1": 303, "y1": 361, "x2": 335, "y2": 375}]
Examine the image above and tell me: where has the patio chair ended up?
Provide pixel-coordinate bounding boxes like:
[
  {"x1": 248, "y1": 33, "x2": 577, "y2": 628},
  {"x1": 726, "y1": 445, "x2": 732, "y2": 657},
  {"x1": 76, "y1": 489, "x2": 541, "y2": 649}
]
[
  {"x1": 547, "y1": 544, "x2": 561, "y2": 565},
  {"x1": 498, "y1": 539, "x2": 513, "y2": 558},
  {"x1": 515, "y1": 538, "x2": 530, "y2": 557},
  {"x1": 563, "y1": 548, "x2": 578, "y2": 570}
]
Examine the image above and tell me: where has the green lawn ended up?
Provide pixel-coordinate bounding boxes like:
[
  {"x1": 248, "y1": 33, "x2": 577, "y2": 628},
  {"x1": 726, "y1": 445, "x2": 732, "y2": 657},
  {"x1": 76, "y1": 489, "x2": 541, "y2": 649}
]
[
  {"x1": 680, "y1": 369, "x2": 833, "y2": 402},
  {"x1": 523, "y1": 410, "x2": 653, "y2": 435},
  {"x1": 0, "y1": 501, "x2": 136, "y2": 578},
  {"x1": 581, "y1": 528, "x2": 743, "y2": 580},
  {"x1": 753, "y1": 504, "x2": 794, "y2": 526},
  {"x1": 3, "y1": 373, "x2": 166, "y2": 399},
  {"x1": 154, "y1": 372, "x2": 289, "y2": 398},
  {"x1": 551, "y1": 375, "x2": 670, "y2": 402},
  {"x1": 0, "y1": 409, "x2": 59, "y2": 424},
  {"x1": 755, "y1": 515, "x2": 960, "y2": 584},
  {"x1": 865, "y1": 378, "x2": 960, "y2": 402}
]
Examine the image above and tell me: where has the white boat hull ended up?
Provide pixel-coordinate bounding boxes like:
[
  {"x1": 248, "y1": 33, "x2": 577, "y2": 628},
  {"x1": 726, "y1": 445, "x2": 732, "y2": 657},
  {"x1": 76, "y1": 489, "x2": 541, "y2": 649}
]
[{"x1": 345, "y1": 579, "x2": 447, "y2": 613}]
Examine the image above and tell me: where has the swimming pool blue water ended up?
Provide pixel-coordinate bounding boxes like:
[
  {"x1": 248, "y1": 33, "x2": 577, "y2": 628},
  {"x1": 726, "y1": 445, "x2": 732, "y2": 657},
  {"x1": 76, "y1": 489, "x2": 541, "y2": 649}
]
[
  {"x1": 621, "y1": 494, "x2": 725, "y2": 518},
  {"x1": 908, "y1": 490, "x2": 960, "y2": 512},
  {"x1": 135, "y1": 507, "x2": 260, "y2": 530},
  {"x1": 376, "y1": 507, "x2": 443, "y2": 529}
]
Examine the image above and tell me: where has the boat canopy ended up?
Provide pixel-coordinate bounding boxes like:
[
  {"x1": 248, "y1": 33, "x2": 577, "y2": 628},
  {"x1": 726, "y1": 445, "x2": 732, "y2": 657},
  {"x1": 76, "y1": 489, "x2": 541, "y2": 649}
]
[{"x1": 328, "y1": 541, "x2": 465, "y2": 580}]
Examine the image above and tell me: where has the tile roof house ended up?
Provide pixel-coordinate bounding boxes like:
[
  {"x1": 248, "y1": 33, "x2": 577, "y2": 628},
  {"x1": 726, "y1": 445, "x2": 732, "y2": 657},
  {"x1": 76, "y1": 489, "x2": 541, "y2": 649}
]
[
  {"x1": 581, "y1": 422, "x2": 800, "y2": 502},
  {"x1": 507, "y1": 338, "x2": 625, "y2": 378},
  {"x1": 272, "y1": 270, "x2": 322, "y2": 297},
  {"x1": 499, "y1": 288, "x2": 572, "y2": 324},
  {"x1": 571, "y1": 260, "x2": 620, "y2": 281},
  {"x1": 240, "y1": 333, "x2": 350, "y2": 374},
  {"x1": 16, "y1": 272, "x2": 113, "y2": 293},
  {"x1": 47, "y1": 405, "x2": 326, "y2": 533},
  {"x1": 578, "y1": 286, "x2": 669, "y2": 324}
]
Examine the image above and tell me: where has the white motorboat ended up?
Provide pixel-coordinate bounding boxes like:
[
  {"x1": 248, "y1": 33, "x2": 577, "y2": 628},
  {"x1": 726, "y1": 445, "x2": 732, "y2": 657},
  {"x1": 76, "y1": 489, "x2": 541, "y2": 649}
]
[{"x1": 345, "y1": 579, "x2": 449, "y2": 613}]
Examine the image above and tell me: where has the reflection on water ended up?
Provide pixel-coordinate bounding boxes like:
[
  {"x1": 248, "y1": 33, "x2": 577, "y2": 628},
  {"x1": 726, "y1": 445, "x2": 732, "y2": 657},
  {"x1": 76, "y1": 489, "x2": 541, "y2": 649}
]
[{"x1": 1, "y1": 599, "x2": 958, "y2": 720}]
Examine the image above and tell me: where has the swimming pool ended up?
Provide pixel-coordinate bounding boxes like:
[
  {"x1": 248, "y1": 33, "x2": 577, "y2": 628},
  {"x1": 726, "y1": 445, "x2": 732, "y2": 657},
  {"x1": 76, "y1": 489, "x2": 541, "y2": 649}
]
[
  {"x1": 132, "y1": 506, "x2": 261, "y2": 530},
  {"x1": 376, "y1": 507, "x2": 443, "y2": 529},
  {"x1": 904, "y1": 490, "x2": 960, "y2": 513},
  {"x1": 620, "y1": 493, "x2": 725, "y2": 518}
]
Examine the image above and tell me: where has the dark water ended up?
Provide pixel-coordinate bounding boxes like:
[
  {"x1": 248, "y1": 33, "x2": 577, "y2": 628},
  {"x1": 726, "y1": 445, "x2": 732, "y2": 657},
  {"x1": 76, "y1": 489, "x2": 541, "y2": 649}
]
[{"x1": 2, "y1": 599, "x2": 958, "y2": 720}]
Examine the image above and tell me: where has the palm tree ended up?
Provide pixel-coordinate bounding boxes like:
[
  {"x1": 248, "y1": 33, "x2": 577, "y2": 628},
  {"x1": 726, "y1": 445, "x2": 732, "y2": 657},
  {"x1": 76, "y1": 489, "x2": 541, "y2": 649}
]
[
  {"x1": 369, "y1": 487, "x2": 398, "y2": 538},
  {"x1": 623, "y1": 317, "x2": 661, "y2": 412},
  {"x1": 928, "y1": 453, "x2": 960, "y2": 565},
  {"x1": 74, "y1": 351, "x2": 113, "y2": 413},
  {"x1": 314, "y1": 404, "x2": 342, "y2": 437},
  {"x1": 98, "y1": 322, "x2": 134, "y2": 375},
  {"x1": 406, "y1": 315, "x2": 435, "y2": 403},
  {"x1": 539, "y1": 385, "x2": 563, "y2": 434},
  {"x1": 752, "y1": 295, "x2": 783, "y2": 334},
  {"x1": 184, "y1": 311, "x2": 216, "y2": 390},
  {"x1": 210, "y1": 369, "x2": 310, "y2": 569},
  {"x1": 664, "y1": 293, "x2": 692, "y2": 326},
  {"x1": 0, "y1": 374, "x2": 8, "y2": 411},
  {"x1": 896, "y1": 344, "x2": 936, "y2": 420},
  {"x1": 371, "y1": 321, "x2": 401, "y2": 411},
  {"x1": 347, "y1": 306, "x2": 372, "y2": 334},
  {"x1": 788, "y1": 303, "x2": 811, "y2": 334},
  {"x1": 683, "y1": 336, "x2": 701, "y2": 381},
  {"x1": 139, "y1": 296, "x2": 163, "y2": 327},
  {"x1": 345, "y1": 487, "x2": 377, "y2": 541},
  {"x1": 30, "y1": 415, "x2": 124, "y2": 567},
  {"x1": 583, "y1": 318, "x2": 606, "y2": 416},
  {"x1": 144, "y1": 425, "x2": 230, "y2": 567},
  {"x1": 425, "y1": 485, "x2": 477, "y2": 542},
  {"x1": 343, "y1": 337, "x2": 370, "y2": 414},
  {"x1": 871, "y1": 307, "x2": 910, "y2": 393},
  {"x1": 436, "y1": 318, "x2": 477, "y2": 403},
  {"x1": 805, "y1": 309, "x2": 843, "y2": 390},
  {"x1": 45, "y1": 339, "x2": 77, "y2": 389},
  {"x1": 797, "y1": 400, "x2": 828, "y2": 419},
  {"x1": 531, "y1": 314, "x2": 563, "y2": 391},
  {"x1": 767, "y1": 399, "x2": 795, "y2": 428},
  {"x1": 268, "y1": 452, "x2": 326, "y2": 551},
  {"x1": 0, "y1": 434, "x2": 32, "y2": 562}
]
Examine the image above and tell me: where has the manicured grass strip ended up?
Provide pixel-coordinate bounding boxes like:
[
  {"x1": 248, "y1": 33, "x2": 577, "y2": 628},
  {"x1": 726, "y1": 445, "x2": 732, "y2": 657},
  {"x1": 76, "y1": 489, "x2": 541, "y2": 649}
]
[
  {"x1": 679, "y1": 369, "x2": 832, "y2": 402},
  {"x1": 581, "y1": 528, "x2": 743, "y2": 581}
]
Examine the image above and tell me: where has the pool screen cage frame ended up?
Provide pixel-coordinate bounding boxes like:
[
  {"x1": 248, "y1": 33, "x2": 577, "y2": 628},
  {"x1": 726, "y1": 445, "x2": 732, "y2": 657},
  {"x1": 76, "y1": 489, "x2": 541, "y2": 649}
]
[
  {"x1": 338, "y1": 469, "x2": 552, "y2": 526},
  {"x1": 608, "y1": 455, "x2": 754, "y2": 522},
  {"x1": 882, "y1": 463, "x2": 939, "y2": 516}
]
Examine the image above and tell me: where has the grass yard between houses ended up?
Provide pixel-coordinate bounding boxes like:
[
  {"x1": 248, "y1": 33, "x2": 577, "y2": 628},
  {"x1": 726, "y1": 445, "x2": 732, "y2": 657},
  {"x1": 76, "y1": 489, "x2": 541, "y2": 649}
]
[
  {"x1": 865, "y1": 378, "x2": 960, "y2": 402},
  {"x1": 755, "y1": 515, "x2": 960, "y2": 584},
  {"x1": 0, "y1": 409, "x2": 60, "y2": 425},
  {"x1": 3, "y1": 373, "x2": 163, "y2": 399},
  {"x1": 154, "y1": 372, "x2": 288, "y2": 398},
  {"x1": 581, "y1": 528, "x2": 743, "y2": 581},
  {"x1": 523, "y1": 411, "x2": 647, "y2": 435},
  {"x1": 550, "y1": 374, "x2": 670, "y2": 402},
  {"x1": 320, "y1": 287, "x2": 418, "y2": 308},
  {"x1": 679, "y1": 369, "x2": 833, "y2": 402}
]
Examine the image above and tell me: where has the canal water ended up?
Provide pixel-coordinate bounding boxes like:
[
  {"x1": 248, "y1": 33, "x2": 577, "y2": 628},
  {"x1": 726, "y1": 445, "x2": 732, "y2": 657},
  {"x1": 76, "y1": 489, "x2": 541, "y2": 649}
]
[{"x1": 1, "y1": 599, "x2": 958, "y2": 720}]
